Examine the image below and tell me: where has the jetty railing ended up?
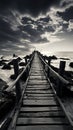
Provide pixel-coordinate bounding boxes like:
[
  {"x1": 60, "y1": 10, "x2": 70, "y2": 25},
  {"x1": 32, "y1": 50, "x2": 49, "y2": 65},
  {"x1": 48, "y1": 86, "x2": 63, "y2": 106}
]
[
  {"x1": 38, "y1": 51, "x2": 71, "y2": 97},
  {"x1": 5, "y1": 51, "x2": 35, "y2": 102},
  {"x1": 0, "y1": 52, "x2": 35, "y2": 130}
]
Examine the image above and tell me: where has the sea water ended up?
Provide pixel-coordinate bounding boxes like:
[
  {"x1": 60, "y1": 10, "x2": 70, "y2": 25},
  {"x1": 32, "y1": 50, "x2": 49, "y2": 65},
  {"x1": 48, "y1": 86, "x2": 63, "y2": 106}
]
[
  {"x1": 45, "y1": 51, "x2": 73, "y2": 72},
  {"x1": 0, "y1": 51, "x2": 73, "y2": 84}
]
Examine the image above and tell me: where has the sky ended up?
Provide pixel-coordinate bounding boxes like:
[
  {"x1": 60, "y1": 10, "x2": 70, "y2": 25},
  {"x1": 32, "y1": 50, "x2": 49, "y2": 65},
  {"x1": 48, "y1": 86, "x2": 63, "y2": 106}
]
[{"x1": 0, "y1": 0, "x2": 73, "y2": 55}]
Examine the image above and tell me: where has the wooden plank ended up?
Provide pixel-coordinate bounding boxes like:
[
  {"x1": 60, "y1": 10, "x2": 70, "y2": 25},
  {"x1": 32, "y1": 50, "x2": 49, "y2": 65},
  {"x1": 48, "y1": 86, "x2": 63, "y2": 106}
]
[
  {"x1": 24, "y1": 93, "x2": 55, "y2": 97},
  {"x1": 23, "y1": 97, "x2": 55, "y2": 100},
  {"x1": 26, "y1": 88, "x2": 51, "y2": 90},
  {"x1": 29, "y1": 74, "x2": 44, "y2": 76},
  {"x1": 31, "y1": 68, "x2": 43, "y2": 70},
  {"x1": 17, "y1": 117, "x2": 68, "y2": 125},
  {"x1": 26, "y1": 91, "x2": 53, "y2": 94},
  {"x1": 30, "y1": 70, "x2": 44, "y2": 73},
  {"x1": 19, "y1": 111, "x2": 65, "y2": 117},
  {"x1": 27, "y1": 83, "x2": 48, "y2": 86},
  {"x1": 16, "y1": 125, "x2": 71, "y2": 130},
  {"x1": 23, "y1": 99, "x2": 58, "y2": 106},
  {"x1": 28, "y1": 79, "x2": 47, "y2": 82},
  {"x1": 27, "y1": 84, "x2": 50, "y2": 88},
  {"x1": 29, "y1": 78, "x2": 46, "y2": 80},
  {"x1": 27, "y1": 83, "x2": 49, "y2": 85},
  {"x1": 29, "y1": 75, "x2": 46, "y2": 79},
  {"x1": 25, "y1": 87, "x2": 52, "y2": 91},
  {"x1": 30, "y1": 68, "x2": 43, "y2": 71},
  {"x1": 20, "y1": 106, "x2": 62, "y2": 112}
]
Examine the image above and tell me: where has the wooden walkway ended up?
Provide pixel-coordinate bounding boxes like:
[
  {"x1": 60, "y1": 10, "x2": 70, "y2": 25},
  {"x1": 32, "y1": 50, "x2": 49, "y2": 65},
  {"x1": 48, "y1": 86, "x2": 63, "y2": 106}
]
[{"x1": 15, "y1": 52, "x2": 71, "y2": 130}]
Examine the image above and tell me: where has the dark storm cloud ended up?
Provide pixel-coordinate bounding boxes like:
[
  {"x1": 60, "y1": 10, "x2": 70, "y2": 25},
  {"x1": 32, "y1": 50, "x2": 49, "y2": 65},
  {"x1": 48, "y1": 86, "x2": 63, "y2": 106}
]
[
  {"x1": 45, "y1": 26, "x2": 55, "y2": 32},
  {"x1": 0, "y1": 0, "x2": 61, "y2": 46},
  {"x1": 57, "y1": 6, "x2": 73, "y2": 21},
  {"x1": 19, "y1": 15, "x2": 54, "y2": 43},
  {"x1": 0, "y1": 0, "x2": 73, "y2": 55},
  {"x1": 0, "y1": 18, "x2": 17, "y2": 42},
  {"x1": 19, "y1": 24, "x2": 39, "y2": 40},
  {"x1": 37, "y1": 17, "x2": 50, "y2": 23},
  {"x1": 0, "y1": 0, "x2": 61, "y2": 17},
  {"x1": 0, "y1": 17, "x2": 23, "y2": 44},
  {"x1": 0, "y1": 11, "x2": 32, "y2": 43},
  {"x1": 60, "y1": 0, "x2": 73, "y2": 8},
  {"x1": 0, "y1": 41, "x2": 31, "y2": 55},
  {"x1": 21, "y1": 17, "x2": 34, "y2": 24},
  {"x1": 19, "y1": 23, "x2": 49, "y2": 43}
]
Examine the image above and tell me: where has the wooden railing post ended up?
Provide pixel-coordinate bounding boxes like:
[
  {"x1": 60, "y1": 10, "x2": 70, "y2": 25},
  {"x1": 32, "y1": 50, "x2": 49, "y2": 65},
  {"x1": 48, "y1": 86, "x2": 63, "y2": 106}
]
[
  {"x1": 59, "y1": 61, "x2": 66, "y2": 76},
  {"x1": 13, "y1": 59, "x2": 21, "y2": 103},
  {"x1": 57, "y1": 61, "x2": 66, "y2": 97},
  {"x1": 43, "y1": 56, "x2": 46, "y2": 69},
  {"x1": 25, "y1": 57, "x2": 28, "y2": 65},
  {"x1": 13, "y1": 59, "x2": 19, "y2": 77},
  {"x1": 47, "y1": 58, "x2": 51, "y2": 77}
]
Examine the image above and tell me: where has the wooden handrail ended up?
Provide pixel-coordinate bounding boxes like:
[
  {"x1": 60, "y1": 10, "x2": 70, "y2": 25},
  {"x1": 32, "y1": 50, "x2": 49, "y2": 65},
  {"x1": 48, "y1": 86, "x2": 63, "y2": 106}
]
[
  {"x1": 5, "y1": 52, "x2": 34, "y2": 92},
  {"x1": 0, "y1": 53, "x2": 35, "y2": 130},
  {"x1": 39, "y1": 53, "x2": 69, "y2": 85}
]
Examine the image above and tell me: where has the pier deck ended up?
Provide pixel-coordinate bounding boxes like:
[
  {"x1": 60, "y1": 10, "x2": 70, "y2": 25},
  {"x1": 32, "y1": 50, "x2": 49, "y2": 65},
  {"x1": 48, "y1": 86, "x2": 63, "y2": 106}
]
[{"x1": 15, "y1": 52, "x2": 71, "y2": 130}]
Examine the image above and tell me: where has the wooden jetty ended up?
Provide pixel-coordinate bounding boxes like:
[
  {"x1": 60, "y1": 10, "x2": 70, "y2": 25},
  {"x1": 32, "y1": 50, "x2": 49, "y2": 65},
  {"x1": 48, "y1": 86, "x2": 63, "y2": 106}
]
[{"x1": 0, "y1": 51, "x2": 73, "y2": 130}]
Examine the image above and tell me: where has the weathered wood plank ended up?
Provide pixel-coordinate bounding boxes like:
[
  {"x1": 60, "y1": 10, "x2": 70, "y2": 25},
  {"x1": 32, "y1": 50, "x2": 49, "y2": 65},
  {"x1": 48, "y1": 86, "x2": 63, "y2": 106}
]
[
  {"x1": 16, "y1": 125, "x2": 71, "y2": 130},
  {"x1": 23, "y1": 96, "x2": 55, "y2": 100},
  {"x1": 19, "y1": 111, "x2": 65, "y2": 117},
  {"x1": 28, "y1": 79, "x2": 47, "y2": 82},
  {"x1": 26, "y1": 90, "x2": 53, "y2": 94},
  {"x1": 23, "y1": 99, "x2": 58, "y2": 106},
  {"x1": 27, "y1": 84, "x2": 50, "y2": 88},
  {"x1": 17, "y1": 117, "x2": 68, "y2": 125},
  {"x1": 20, "y1": 106, "x2": 62, "y2": 112},
  {"x1": 29, "y1": 75, "x2": 46, "y2": 79},
  {"x1": 24, "y1": 93, "x2": 55, "y2": 97},
  {"x1": 26, "y1": 88, "x2": 51, "y2": 90},
  {"x1": 29, "y1": 74, "x2": 45, "y2": 76},
  {"x1": 28, "y1": 82, "x2": 48, "y2": 85}
]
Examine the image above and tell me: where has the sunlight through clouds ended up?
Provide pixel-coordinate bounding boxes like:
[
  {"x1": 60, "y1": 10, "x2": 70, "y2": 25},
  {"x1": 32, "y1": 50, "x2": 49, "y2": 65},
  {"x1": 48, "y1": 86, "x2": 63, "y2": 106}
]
[
  {"x1": 41, "y1": 32, "x2": 64, "y2": 43},
  {"x1": 0, "y1": 0, "x2": 73, "y2": 55}
]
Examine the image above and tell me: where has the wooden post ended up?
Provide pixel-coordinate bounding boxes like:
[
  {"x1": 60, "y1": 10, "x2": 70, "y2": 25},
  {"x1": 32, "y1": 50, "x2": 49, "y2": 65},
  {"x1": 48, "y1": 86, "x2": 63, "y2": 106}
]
[
  {"x1": 43, "y1": 56, "x2": 45, "y2": 69},
  {"x1": 13, "y1": 59, "x2": 19, "y2": 78},
  {"x1": 48, "y1": 58, "x2": 51, "y2": 66},
  {"x1": 57, "y1": 61, "x2": 66, "y2": 97},
  {"x1": 59, "y1": 61, "x2": 66, "y2": 76},
  {"x1": 13, "y1": 59, "x2": 21, "y2": 103},
  {"x1": 25, "y1": 57, "x2": 27, "y2": 65},
  {"x1": 47, "y1": 58, "x2": 51, "y2": 77}
]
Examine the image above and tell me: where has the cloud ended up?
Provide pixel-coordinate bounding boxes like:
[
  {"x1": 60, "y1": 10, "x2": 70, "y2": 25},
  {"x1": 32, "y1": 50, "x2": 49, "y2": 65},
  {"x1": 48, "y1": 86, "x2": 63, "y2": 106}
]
[
  {"x1": 0, "y1": 11, "x2": 35, "y2": 55},
  {"x1": 57, "y1": 6, "x2": 73, "y2": 21},
  {"x1": 0, "y1": 0, "x2": 73, "y2": 55},
  {"x1": 41, "y1": 32, "x2": 64, "y2": 43},
  {"x1": 60, "y1": 0, "x2": 73, "y2": 7},
  {"x1": 0, "y1": 0, "x2": 61, "y2": 17},
  {"x1": 19, "y1": 15, "x2": 53, "y2": 43},
  {"x1": 67, "y1": 19, "x2": 73, "y2": 31}
]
